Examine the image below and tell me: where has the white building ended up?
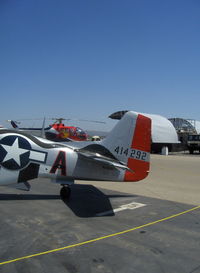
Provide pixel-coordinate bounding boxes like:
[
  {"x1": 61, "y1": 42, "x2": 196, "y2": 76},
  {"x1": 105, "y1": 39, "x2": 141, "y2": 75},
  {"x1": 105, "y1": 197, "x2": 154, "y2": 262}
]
[{"x1": 109, "y1": 111, "x2": 180, "y2": 154}]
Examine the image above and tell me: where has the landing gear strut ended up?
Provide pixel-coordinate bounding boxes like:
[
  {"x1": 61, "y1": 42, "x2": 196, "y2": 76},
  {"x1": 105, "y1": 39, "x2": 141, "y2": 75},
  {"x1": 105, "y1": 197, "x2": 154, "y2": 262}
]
[{"x1": 60, "y1": 185, "x2": 71, "y2": 200}]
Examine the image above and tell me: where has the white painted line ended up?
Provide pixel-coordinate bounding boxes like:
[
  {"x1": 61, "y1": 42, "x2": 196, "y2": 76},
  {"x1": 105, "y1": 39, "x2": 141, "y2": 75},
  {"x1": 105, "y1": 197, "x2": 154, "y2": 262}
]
[{"x1": 96, "y1": 201, "x2": 146, "y2": 216}]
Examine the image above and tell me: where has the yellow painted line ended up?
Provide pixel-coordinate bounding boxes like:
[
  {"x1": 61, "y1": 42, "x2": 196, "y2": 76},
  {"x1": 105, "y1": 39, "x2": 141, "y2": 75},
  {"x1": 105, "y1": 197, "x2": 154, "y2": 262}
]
[{"x1": 0, "y1": 205, "x2": 200, "y2": 266}]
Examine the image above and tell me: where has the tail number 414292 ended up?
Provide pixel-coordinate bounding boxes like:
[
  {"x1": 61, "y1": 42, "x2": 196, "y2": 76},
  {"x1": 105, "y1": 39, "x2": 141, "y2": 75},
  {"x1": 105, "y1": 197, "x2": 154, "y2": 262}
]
[{"x1": 114, "y1": 146, "x2": 149, "y2": 162}]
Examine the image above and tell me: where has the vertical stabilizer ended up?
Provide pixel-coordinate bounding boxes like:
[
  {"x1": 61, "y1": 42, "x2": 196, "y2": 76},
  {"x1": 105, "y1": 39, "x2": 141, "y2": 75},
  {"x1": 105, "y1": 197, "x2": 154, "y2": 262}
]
[{"x1": 102, "y1": 111, "x2": 151, "y2": 182}]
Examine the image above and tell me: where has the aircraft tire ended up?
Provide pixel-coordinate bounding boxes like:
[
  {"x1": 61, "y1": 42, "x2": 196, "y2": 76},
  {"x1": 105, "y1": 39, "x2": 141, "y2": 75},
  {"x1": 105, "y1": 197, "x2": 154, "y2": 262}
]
[{"x1": 60, "y1": 186, "x2": 71, "y2": 200}]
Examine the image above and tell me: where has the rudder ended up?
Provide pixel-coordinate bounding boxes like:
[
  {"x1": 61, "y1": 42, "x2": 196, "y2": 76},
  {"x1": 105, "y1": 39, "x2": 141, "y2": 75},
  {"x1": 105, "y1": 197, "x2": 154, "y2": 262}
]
[
  {"x1": 124, "y1": 114, "x2": 151, "y2": 181},
  {"x1": 101, "y1": 111, "x2": 151, "y2": 182}
]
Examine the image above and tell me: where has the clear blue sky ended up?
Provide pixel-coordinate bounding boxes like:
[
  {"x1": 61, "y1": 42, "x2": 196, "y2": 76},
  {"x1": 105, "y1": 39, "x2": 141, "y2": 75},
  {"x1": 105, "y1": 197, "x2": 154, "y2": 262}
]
[{"x1": 0, "y1": 0, "x2": 200, "y2": 130}]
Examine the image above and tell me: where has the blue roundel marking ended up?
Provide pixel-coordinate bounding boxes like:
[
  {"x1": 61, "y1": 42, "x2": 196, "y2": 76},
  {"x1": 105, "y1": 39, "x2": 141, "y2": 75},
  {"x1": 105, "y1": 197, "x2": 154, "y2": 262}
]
[{"x1": 0, "y1": 135, "x2": 31, "y2": 170}]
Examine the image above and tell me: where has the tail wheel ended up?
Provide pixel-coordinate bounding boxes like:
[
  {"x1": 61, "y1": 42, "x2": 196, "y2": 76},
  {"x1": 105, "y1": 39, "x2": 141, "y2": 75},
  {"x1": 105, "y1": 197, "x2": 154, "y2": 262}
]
[{"x1": 60, "y1": 186, "x2": 71, "y2": 200}]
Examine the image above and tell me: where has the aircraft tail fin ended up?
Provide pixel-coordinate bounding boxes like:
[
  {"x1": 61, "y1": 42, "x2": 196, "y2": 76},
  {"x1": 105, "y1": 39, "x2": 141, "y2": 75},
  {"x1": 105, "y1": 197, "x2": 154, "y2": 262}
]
[
  {"x1": 9, "y1": 120, "x2": 19, "y2": 129},
  {"x1": 101, "y1": 111, "x2": 151, "y2": 182}
]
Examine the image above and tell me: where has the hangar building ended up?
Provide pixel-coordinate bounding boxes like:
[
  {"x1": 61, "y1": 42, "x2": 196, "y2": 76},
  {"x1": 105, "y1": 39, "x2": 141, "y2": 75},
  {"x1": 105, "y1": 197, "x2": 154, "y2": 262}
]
[
  {"x1": 169, "y1": 118, "x2": 200, "y2": 134},
  {"x1": 168, "y1": 118, "x2": 200, "y2": 153},
  {"x1": 109, "y1": 111, "x2": 180, "y2": 154}
]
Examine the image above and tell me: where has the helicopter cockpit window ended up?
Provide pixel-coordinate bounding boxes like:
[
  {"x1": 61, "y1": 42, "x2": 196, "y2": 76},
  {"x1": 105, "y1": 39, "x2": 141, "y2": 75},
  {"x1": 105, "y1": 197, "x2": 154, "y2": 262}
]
[{"x1": 75, "y1": 127, "x2": 86, "y2": 139}]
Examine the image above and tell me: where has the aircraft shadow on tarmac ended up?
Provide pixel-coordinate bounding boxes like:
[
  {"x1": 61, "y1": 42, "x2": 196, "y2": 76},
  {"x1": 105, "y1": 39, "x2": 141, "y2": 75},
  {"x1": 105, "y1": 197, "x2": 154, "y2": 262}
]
[
  {"x1": 0, "y1": 184, "x2": 137, "y2": 218},
  {"x1": 63, "y1": 184, "x2": 137, "y2": 218}
]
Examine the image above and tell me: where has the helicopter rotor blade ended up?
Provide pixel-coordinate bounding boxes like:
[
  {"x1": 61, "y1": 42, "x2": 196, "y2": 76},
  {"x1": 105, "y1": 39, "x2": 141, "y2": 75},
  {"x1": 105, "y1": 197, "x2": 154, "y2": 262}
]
[
  {"x1": 7, "y1": 117, "x2": 106, "y2": 125},
  {"x1": 76, "y1": 119, "x2": 106, "y2": 124},
  {"x1": 49, "y1": 118, "x2": 106, "y2": 124}
]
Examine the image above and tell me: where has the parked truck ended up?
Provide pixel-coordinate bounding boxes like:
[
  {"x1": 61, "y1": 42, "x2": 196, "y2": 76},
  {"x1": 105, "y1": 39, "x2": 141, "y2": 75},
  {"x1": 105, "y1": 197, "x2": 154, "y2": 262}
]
[{"x1": 187, "y1": 134, "x2": 200, "y2": 154}]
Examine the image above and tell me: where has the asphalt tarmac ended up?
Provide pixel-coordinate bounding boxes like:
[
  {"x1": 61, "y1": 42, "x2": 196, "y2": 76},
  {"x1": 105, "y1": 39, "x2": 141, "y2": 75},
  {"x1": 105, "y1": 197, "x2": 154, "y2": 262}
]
[{"x1": 0, "y1": 154, "x2": 200, "y2": 273}]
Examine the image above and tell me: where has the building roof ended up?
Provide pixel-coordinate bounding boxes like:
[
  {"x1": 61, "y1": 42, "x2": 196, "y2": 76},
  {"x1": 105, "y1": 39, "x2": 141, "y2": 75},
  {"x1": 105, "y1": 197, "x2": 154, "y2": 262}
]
[
  {"x1": 109, "y1": 111, "x2": 179, "y2": 144},
  {"x1": 169, "y1": 118, "x2": 200, "y2": 134}
]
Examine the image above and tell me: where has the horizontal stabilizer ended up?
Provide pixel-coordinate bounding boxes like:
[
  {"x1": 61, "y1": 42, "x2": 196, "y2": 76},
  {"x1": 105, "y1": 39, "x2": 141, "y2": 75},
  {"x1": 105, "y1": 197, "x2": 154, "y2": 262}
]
[{"x1": 77, "y1": 150, "x2": 133, "y2": 172}]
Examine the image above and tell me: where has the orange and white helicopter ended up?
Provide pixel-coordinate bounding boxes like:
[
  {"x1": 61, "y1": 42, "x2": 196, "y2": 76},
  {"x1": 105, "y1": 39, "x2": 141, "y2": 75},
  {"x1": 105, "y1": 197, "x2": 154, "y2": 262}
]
[
  {"x1": 9, "y1": 118, "x2": 104, "y2": 142},
  {"x1": 45, "y1": 118, "x2": 88, "y2": 141}
]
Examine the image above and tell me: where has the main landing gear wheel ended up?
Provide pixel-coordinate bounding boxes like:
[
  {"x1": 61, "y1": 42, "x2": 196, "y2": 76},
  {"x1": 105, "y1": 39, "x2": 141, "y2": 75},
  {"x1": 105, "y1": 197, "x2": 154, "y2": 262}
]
[{"x1": 60, "y1": 186, "x2": 71, "y2": 200}]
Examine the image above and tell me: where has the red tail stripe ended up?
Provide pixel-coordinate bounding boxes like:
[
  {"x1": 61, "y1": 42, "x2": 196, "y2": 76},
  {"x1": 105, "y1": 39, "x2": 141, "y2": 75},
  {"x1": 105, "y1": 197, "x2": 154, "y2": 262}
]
[
  {"x1": 131, "y1": 114, "x2": 151, "y2": 152},
  {"x1": 124, "y1": 114, "x2": 151, "y2": 182}
]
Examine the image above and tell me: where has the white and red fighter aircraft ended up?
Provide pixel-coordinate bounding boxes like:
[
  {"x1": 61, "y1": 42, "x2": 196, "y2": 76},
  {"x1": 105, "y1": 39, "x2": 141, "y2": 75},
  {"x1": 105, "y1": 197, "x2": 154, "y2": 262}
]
[{"x1": 0, "y1": 112, "x2": 151, "y2": 199}]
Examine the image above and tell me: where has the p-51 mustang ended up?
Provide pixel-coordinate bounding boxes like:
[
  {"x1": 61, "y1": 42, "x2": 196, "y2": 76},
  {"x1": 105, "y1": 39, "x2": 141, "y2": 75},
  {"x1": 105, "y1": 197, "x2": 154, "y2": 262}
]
[{"x1": 0, "y1": 112, "x2": 151, "y2": 199}]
